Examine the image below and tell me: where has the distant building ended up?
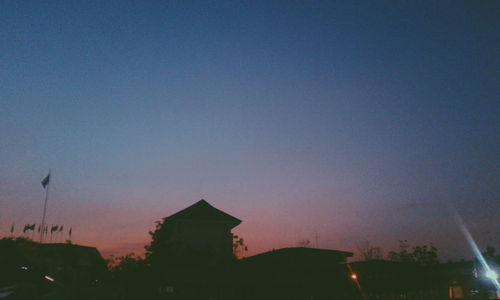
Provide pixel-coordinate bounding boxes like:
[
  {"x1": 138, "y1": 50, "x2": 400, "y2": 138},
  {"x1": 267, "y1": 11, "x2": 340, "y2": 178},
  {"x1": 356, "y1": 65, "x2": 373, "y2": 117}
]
[
  {"x1": 240, "y1": 247, "x2": 353, "y2": 269},
  {"x1": 0, "y1": 238, "x2": 106, "y2": 287},
  {"x1": 231, "y1": 247, "x2": 355, "y2": 299},
  {"x1": 154, "y1": 199, "x2": 241, "y2": 266},
  {"x1": 36, "y1": 243, "x2": 107, "y2": 286}
]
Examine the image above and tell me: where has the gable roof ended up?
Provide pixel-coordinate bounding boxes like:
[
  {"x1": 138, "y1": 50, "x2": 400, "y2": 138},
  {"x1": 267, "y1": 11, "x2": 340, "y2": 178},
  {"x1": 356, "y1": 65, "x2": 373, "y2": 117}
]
[
  {"x1": 0, "y1": 239, "x2": 106, "y2": 273},
  {"x1": 245, "y1": 247, "x2": 353, "y2": 261},
  {"x1": 165, "y1": 199, "x2": 241, "y2": 228},
  {"x1": 238, "y1": 247, "x2": 353, "y2": 271},
  {"x1": 39, "y1": 243, "x2": 106, "y2": 268}
]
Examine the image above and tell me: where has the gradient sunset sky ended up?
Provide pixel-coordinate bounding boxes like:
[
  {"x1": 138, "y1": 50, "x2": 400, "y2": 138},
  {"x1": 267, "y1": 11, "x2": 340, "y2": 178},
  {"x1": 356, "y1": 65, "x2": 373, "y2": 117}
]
[{"x1": 1, "y1": 1, "x2": 498, "y2": 260}]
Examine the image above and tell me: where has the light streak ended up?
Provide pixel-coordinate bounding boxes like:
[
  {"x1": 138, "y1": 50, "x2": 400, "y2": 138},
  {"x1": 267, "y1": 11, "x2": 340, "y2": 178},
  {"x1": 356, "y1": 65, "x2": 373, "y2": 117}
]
[
  {"x1": 486, "y1": 269, "x2": 498, "y2": 281},
  {"x1": 344, "y1": 262, "x2": 365, "y2": 299},
  {"x1": 454, "y1": 211, "x2": 499, "y2": 291}
]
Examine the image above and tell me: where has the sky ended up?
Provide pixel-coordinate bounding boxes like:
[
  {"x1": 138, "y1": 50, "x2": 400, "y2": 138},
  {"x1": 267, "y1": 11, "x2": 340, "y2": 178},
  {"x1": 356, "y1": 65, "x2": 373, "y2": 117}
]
[{"x1": 1, "y1": 1, "x2": 498, "y2": 260}]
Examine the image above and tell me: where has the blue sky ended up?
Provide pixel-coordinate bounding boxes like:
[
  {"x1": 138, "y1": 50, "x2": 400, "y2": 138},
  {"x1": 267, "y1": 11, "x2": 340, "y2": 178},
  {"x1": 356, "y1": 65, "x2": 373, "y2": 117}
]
[{"x1": 1, "y1": 1, "x2": 498, "y2": 259}]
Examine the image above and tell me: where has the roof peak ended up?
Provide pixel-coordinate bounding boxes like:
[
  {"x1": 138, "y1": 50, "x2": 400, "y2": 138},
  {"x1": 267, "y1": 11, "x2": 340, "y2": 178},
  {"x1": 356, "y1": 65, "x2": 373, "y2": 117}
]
[{"x1": 165, "y1": 199, "x2": 241, "y2": 228}]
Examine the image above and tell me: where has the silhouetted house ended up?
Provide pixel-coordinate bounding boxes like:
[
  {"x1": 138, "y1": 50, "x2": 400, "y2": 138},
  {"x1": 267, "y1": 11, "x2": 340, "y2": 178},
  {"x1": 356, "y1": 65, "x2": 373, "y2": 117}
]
[
  {"x1": 230, "y1": 247, "x2": 356, "y2": 299},
  {"x1": 0, "y1": 239, "x2": 106, "y2": 288},
  {"x1": 36, "y1": 243, "x2": 107, "y2": 286},
  {"x1": 159, "y1": 199, "x2": 241, "y2": 266},
  {"x1": 239, "y1": 247, "x2": 353, "y2": 269}
]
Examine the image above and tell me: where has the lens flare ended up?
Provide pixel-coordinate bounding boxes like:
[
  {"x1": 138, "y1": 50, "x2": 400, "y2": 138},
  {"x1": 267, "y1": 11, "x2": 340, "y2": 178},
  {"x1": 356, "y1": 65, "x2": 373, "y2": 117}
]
[
  {"x1": 486, "y1": 270, "x2": 498, "y2": 281},
  {"x1": 454, "y1": 212, "x2": 499, "y2": 291}
]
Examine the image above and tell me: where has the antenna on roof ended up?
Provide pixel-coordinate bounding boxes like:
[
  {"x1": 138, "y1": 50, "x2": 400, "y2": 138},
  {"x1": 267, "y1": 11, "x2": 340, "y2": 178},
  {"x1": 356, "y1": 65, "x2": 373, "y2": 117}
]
[{"x1": 314, "y1": 231, "x2": 319, "y2": 248}]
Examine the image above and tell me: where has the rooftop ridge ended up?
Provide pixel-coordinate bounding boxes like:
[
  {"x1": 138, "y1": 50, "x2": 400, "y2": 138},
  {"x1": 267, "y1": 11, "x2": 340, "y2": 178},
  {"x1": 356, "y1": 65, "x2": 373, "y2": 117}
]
[{"x1": 165, "y1": 199, "x2": 241, "y2": 228}]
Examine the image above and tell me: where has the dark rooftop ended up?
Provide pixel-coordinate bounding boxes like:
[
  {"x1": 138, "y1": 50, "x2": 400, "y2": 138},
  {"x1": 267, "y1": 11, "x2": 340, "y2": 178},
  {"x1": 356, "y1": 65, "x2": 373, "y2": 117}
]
[
  {"x1": 165, "y1": 199, "x2": 241, "y2": 227},
  {"x1": 239, "y1": 247, "x2": 353, "y2": 271},
  {"x1": 246, "y1": 247, "x2": 353, "y2": 260}
]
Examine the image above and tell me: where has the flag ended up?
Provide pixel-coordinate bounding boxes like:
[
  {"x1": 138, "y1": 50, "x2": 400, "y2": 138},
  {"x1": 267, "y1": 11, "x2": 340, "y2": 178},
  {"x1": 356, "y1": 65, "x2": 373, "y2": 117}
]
[
  {"x1": 28, "y1": 224, "x2": 36, "y2": 231},
  {"x1": 59, "y1": 225, "x2": 64, "y2": 232},
  {"x1": 51, "y1": 225, "x2": 58, "y2": 233},
  {"x1": 38, "y1": 225, "x2": 41, "y2": 232},
  {"x1": 10, "y1": 223, "x2": 15, "y2": 233},
  {"x1": 41, "y1": 173, "x2": 50, "y2": 188},
  {"x1": 23, "y1": 224, "x2": 29, "y2": 233},
  {"x1": 69, "y1": 227, "x2": 72, "y2": 237}
]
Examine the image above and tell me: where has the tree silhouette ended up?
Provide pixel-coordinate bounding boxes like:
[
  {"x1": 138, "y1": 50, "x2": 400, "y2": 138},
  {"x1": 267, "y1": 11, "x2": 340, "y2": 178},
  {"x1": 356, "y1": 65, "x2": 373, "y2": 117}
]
[
  {"x1": 482, "y1": 246, "x2": 500, "y2": 264},
  {"x1": 107, "y1": 253, "x2": 150, "y2": 300},
  {"x1": 232, "y1": 235, "x2": 248, "y2": 259},
  {"x1": 145, "y1": 220, "x2": 191, "y2": 269},
  {"x1": 357, "y1": 241, "x2": 383, "y2": 261},
  {"x1": 108, "y1": 253, "x2": 145, "y2": 273},
  {"x1": 412, "y1": 244, "x2": 439, "y2": 266},
  {"x1": 145, "y1": 219, "x2": 213, "y2": 270},
  {"x1": 388, "y1": 240, "x2": 439, "y2": 266}
]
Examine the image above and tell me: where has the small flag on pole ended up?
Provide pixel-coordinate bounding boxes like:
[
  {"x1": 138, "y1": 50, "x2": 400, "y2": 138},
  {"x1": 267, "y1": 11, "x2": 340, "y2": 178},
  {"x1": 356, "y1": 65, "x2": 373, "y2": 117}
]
[
  {"x1": 41, "y1": 173, "x2": 50, "y2": 188},
  {"x1": 10, "y1": 223, "x2": 15, "y2": 234},
  {"x1": 69, "y1": 227, "x2": 72, "y2": 237}
]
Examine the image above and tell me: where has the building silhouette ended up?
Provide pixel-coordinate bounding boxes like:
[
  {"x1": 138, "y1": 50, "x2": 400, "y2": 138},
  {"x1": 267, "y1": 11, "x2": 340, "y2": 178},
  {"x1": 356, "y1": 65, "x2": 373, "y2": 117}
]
[
  {"x1": 151, "y1": 200, "x2": 360, "y2": 299},
  {"x1": 149, "y1": 199, "x2": 241, "y2": 267}
]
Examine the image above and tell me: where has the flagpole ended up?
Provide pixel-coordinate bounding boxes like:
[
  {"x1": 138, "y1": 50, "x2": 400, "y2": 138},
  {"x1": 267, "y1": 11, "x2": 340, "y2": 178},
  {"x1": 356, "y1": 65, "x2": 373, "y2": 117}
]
[{"x1": 39, "y1": 170, "x2": 51, "y2": 243}]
